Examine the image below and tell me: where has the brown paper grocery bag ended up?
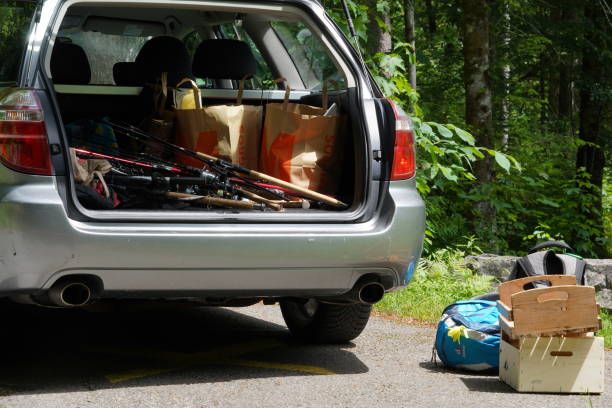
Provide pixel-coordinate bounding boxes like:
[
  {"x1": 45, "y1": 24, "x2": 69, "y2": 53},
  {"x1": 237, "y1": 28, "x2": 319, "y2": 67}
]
[
  {"x1": 260, "y1": 82, "x2": 342, "y2": 195},
  {"x1": 174, "y1": 78, "x2": 262, "y2": 169}
]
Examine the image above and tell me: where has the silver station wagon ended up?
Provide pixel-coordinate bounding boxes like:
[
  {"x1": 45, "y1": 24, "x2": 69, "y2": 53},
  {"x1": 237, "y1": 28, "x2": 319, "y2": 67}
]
[{"x1": 0, "y1": 0, "x2": 425, "y2": 343}]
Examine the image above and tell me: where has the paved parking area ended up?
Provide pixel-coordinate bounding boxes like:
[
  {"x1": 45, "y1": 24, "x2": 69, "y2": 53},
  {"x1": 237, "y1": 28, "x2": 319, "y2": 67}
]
[{"x1": 0, "y1": 301, "x2": 609, "y2": 407}]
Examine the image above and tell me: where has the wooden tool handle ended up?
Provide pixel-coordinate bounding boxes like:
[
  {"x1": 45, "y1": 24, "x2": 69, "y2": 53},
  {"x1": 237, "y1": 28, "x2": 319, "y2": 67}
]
[
  {"x1": 234, "y1": 186, "x2": 283, "y2": 211},
  {"x1": 194, "y1": 151, "x2": 348, "y2": 208},
  {"x1": 248, "y1": 169, "x2": 347, "y2": 208},
  {"x1": 498, "y1": 275, "x2": 576, "y2": 306}
]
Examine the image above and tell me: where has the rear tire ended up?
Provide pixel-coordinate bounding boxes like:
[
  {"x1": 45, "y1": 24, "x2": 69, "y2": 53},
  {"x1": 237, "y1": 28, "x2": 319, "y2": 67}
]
[{"x1": 280, "y1": 299, "x2": 372, "y2": 344}]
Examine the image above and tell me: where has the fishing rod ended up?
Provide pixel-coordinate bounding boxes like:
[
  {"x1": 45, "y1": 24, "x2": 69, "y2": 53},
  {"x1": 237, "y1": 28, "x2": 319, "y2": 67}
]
[
  {"x1": 104, "y1": 119, "x2": 348, "y2": 208},
  {"x1": 74, "y1": 147, "x2": 184, "y2": 174},
  {"x1": 106, "y1": 173, "x2": 235, "y2": 194},
  {"x1": 111, "y1": 183, "x2": 266, "y2": 211},
  {"x1": 105, "y1": 121, "x2": 289, "y2": 202},
  {"x1": 87, "y1": 151, "x2": 285, "y2": 210},
  {"x1": 73, "y1": 139, "x2": 206, "y2": 177}
]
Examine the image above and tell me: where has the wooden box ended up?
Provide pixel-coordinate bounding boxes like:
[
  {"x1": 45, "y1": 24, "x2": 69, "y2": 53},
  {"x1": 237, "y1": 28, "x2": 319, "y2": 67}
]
[
  {"x1": 497, "y1": 275, "x2": 601, "y2": 339},
  {"x1": 499, "y1": 336, "x2": 604, "y2": 393}
]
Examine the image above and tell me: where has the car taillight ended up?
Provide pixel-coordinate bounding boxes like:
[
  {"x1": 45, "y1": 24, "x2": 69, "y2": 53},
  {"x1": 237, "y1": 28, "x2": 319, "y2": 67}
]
[
  {"x1": 0, "y1": 88, "x2": 52, "y2": 176},
  {"x1": 387, "y1": 99, "x2": 416, "y2": 180}
]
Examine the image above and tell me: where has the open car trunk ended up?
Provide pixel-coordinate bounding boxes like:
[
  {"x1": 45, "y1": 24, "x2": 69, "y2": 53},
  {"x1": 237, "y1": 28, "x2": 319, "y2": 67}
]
[{"x1": 49, "y1": 2, "x2": 370, "y2": 222}]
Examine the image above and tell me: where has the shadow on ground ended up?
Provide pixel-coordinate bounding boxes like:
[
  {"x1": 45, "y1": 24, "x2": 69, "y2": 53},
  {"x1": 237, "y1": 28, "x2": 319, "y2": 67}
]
[
  {"x1": 418, "y1": 361, "x2": 518, "y2": 393},
  {"x1": 419, "y1": 361, "x2": 497, "y2": 377},
  {"x1": 0, "y1": 301, "x2": 368, "y2": 396}
]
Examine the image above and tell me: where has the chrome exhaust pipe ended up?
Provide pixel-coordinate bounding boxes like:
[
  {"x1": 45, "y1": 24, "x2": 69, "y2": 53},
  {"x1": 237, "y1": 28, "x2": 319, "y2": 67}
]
[
  {"x1": 319, "y1": 277, "x2": 387, "y2": 305},
  {"x1": 48, "y1": 281, "x2": 92, "y2": 307},
  {"x1": 358, "y1": 282, "x2": 386, "y2": 305}
]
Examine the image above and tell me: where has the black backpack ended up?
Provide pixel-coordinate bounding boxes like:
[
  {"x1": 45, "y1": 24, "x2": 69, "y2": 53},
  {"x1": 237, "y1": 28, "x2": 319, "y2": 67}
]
[
  {"x1": 508, "y1": 240, "x2": 586, "y2": 287},
  {"x1": 472, "y1": 241, "x2": 586, "y2": 301}
]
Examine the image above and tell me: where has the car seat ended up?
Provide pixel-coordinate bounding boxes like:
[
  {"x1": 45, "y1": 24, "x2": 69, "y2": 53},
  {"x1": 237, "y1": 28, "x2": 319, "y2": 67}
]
[
  {"x1": 50, "y1": 42, "x2": 91, "y2": 85},
  {"x1": 192, "y1": 39, "x2": 257, "y2": 82}
]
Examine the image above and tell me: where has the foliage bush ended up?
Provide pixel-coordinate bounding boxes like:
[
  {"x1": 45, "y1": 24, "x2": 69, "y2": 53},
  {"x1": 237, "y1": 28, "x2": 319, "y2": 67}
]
[{"x1": 323, "y1": 0, "x2": 609, "y2": 258}]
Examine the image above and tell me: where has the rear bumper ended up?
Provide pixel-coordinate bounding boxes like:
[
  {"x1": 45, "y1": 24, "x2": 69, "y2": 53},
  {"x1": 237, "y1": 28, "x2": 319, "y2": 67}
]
[{"x1": 0, "y1": 175, "x2": 425, "y2": 297}]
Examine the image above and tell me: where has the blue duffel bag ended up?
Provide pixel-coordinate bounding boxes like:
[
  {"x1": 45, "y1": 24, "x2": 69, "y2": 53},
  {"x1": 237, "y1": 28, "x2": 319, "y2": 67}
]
[{"x1": 433, "y1": 300, "x2": 500, "y2": 372}]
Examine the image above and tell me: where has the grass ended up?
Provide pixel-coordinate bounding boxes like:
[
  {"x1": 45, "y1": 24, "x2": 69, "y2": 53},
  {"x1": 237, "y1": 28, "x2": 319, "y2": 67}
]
[
  {"x1": 375, "y1": 248, "x2": 496, "y2": 322},
  {"x1": 598, "y1": 310, "x2": 612, "y2": 348},
  {"x1": 375, "y1": 248, "x2": 612, "y2": 348}
]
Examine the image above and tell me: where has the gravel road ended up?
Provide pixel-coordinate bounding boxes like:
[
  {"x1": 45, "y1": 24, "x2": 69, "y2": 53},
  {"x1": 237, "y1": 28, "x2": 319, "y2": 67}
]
[{"x1": 0, "y1": 301, "x2": 609, "y2": 408}]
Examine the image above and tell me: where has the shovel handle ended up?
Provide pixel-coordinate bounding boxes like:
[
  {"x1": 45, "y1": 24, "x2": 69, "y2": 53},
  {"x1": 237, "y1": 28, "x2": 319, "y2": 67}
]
[
  {"x1": 194, "y1": 151, "x2": 347, "y2": 208},
  {"x1": 248, "y1": 169, "x2": 347, "y2": 208}
]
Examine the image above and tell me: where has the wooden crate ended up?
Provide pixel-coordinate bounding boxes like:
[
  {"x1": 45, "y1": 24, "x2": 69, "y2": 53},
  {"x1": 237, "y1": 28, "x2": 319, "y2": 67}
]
[
  {"x1": 499, "y1": 336, "x2": 604, "y2": 393},
  {"x1": 497, "y1": 275, "x2": 601, "y2": 339}
]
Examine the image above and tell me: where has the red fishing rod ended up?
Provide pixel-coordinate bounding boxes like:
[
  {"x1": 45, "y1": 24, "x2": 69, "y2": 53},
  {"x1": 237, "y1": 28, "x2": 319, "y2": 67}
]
[{"x1": 74, "y1": 148, "x2": 184, "y2": 174}]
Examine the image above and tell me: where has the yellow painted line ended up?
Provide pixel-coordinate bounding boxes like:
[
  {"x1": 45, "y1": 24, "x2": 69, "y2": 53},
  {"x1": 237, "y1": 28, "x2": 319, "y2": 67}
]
[
  {"x1": 103, "y1": 338, "x2": 288, "y2": 384},
  {"x1": 106, "y1": 368, "x2": 176, "y2": 384},
  {"x1": 222, "y1": 358, "x2": 335, "y2": 375}
]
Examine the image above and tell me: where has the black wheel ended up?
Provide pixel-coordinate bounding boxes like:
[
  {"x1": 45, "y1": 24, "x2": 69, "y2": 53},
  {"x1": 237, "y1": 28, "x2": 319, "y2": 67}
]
[{"x1": 279, "y1": 299, "x2": 372, "y2": 344}]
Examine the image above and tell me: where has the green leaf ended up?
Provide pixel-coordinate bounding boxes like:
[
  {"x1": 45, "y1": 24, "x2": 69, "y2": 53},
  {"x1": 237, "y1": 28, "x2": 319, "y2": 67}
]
[
  {"x1": 420, "y1": 123, "x2": 433, "y2": 135},
  {"x1": 471, "y1": 147, "x2": 485, "y2": 159},
  {"x1": 536, "y1": 198, "x2": 561, "y2": 208},
  {"x1": 378, "y1": 54, "x2": 405, "y2": 76},
  {"x1": 430, "y1": 165, "x2": 439, "y2": 179},
  {"x1": 435, "y1": 124, "x2": 453, "y2": 138},
  {"x1": 439, "y1": 166, "x2": 458, "y2": 182},
  {"x1": 509, "y1": 156, "x2": 522, "y2": 172},
  {"x1": 495, "y1": 152, "x2": 511, "y2": 173},
  {"x1": 453, "y1": 128, "x2": 475, "y2": 145}
]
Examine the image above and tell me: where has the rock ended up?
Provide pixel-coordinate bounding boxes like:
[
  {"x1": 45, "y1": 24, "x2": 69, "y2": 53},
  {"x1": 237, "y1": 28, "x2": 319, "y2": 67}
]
[
  {"x1": 585, "y1": 270, "x2": 607, "y2": 291},
  {"x1": 465, "y1": 255, "x2": 612, "y2": 294},
  {"x1": 585, "y1": 259, "x2": 612, "y2": 290},
  {"x1": 596, "y1": 289, "x2": 612, "y2": 310},
  {"x1": 465, "y1": 254, "x2": 518, "y2": 280}
]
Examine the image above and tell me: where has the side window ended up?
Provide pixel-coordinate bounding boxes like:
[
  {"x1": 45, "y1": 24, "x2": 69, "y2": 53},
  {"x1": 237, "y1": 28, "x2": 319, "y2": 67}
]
[
  {"x1": 271, "y1": 21, "x2": 345, "y2": 90},
  {"x1": 0, "y1": 1, "x2": 38, "y2": 86},
  {"x1": 184, "y1": 30, "x2": 202, "y2": 58},
  {"x1": 183, "y1": 30, "x2": 209, "y2": 87},
  {"x1": 217, "y1": 23, "x2": 275, "y2": 89}
]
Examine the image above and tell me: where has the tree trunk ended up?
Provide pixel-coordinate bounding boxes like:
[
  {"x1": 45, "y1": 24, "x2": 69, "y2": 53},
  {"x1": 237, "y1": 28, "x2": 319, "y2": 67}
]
[
  {"x1": 557, "y1": 4, "x2": 574, "y2": 120},
  {"x1": 539, "y1": 52, "x2": 548, "y2": 134},
  {"x1": 558, "y1": 62, "x2": 572, "y2": 118},
  {"x1": 404, "y1": 0, "x2": 417, "y2": 90},
  {"x1": 366, "y1": 1, "x2": 392, "y2": 56},
  {"x1": 499, "y1": 1, "x2": 510, "y2": 150},
  {"x1": 424, "y1": 0, "x2": 437, "y2": 34},
  {"x1": 462, "y1": 0, "x2": 496, "y2": 242},
  {"x1": 576, "y1": 1, "x2": 609, "y2": 256}
]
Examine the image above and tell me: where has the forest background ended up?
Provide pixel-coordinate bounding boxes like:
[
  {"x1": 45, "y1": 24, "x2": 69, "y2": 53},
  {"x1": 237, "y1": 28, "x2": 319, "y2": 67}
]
[{"x1": 324, "y1": 0, "x2": 610, "y2": 259}]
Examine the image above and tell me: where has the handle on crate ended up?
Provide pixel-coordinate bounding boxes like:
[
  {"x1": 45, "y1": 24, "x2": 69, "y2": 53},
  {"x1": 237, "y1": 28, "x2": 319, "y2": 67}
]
[
  {"x1": 550, "y1": 351, "x2": 573, "y2": 357},
  {"x1": 499, "y1": 275, "x2": 576, "y2": 307},
  {"x1": 536, "y1": 291, "x2": 569, "y2": 303}
]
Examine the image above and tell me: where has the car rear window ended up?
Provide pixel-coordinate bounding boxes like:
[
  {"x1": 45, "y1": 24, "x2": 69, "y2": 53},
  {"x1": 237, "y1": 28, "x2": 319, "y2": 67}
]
[
  {"x1": 57, "y1": 31, "x2": 151, "y2": 85},
  {"x1": 0, "y1": 1, "x2": 38, "y2": 86}
]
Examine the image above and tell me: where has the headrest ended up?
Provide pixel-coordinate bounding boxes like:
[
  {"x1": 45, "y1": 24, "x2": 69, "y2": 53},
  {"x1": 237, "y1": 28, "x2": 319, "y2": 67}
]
[
  {"x1": 193, "y1": 39, "x2": 257, "y2": 80},
  {"x1": 50, "y1": 42, "x2": 91, "y2": 85},
  {"x1": 113, "y1": 62, "x2": 141, "y2": 86},
  {"x1": 135, "y1": 36, "x2": 192, "y2": 86}
]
